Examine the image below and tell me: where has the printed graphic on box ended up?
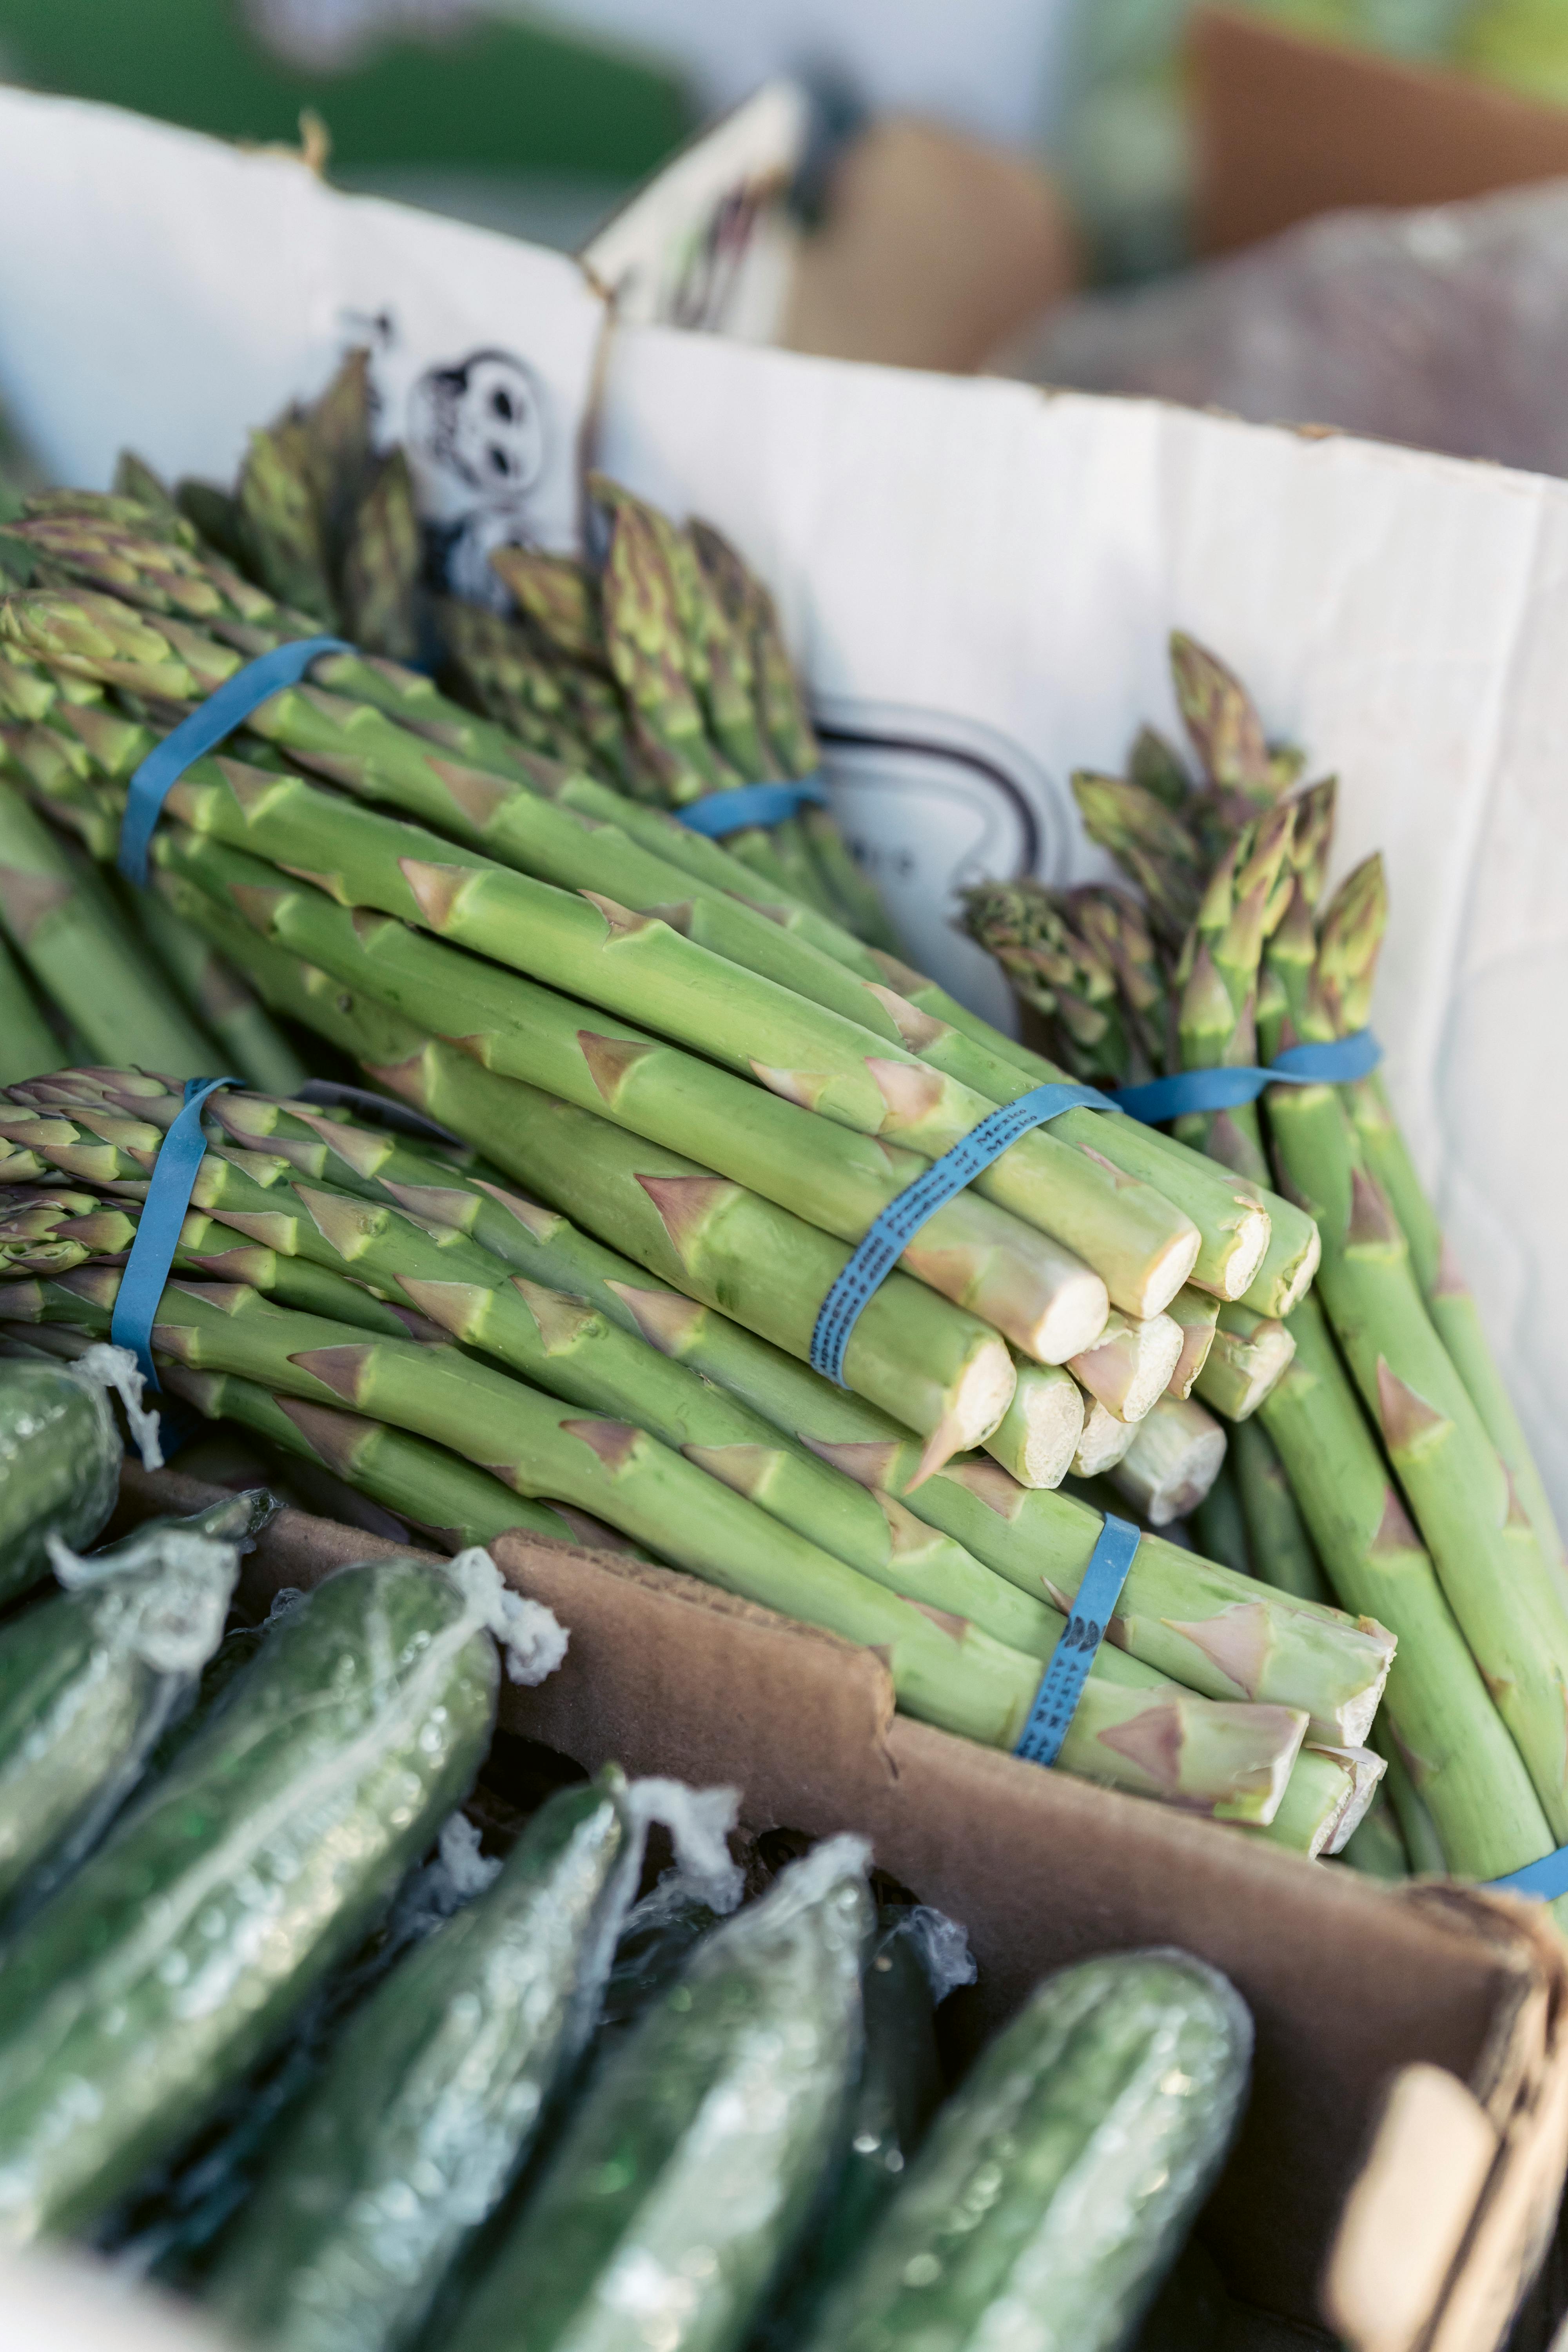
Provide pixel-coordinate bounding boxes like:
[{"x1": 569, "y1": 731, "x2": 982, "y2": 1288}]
[{"x1": 813, "y1": 694, "x2": 1077, "y2": 1025}]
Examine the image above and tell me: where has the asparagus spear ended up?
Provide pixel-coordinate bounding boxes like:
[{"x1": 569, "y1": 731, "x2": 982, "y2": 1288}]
[
  {"x1": 981, "y1": 1359, "x2": 1083, "y2": 1490},
  {"x1": 1228, "y1": 1416, "x2": 1330, "y2": 1605},
  {"x1": 1108, "y1": 1396, "x2": 1226, "y2": 1527},
  {"x1": 1190, "y1": 1459, "x2": 1251, "y2": 1579},
  {"x1": 1193, "y1": 1303, "x2": 1296, "y2": 1423},
  {"x1": 156, "y1": 1363, "x2": 586, "y2": 1553},
  {"x1": 0, "y1": 782, "x2": 216, "y2": 1075},
  {"x1": 152, "y1": 828, "x2": 1111, "y2": 1366},
  {"x1": 1260, "y1": 1291, "x2": 1560, "y2": 1885},
  {"x1": 1347, "y1": 1067, "x2": 1566, "y2": 1583},
  {"x1": 0, "y1": 933, "x2": 57, "y2": 1083},
  {"x1": 1255, "y1": 1743, "x2": 1384, "y2": 1861},
  {"x1": 118, "y1": 883, "x2": 310, "y2": 1096}
]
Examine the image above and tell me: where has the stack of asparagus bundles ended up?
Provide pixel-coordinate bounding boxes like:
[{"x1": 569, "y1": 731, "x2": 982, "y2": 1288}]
[
  {"x1": 965, "y1": 636, "x2": 1568, "y2": 1908},
  {"x1": 0, "y1": 1064, "x2": 1394, "y2": 1857}
]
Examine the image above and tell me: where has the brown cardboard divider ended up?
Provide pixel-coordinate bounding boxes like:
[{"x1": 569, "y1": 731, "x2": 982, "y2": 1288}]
[
  {"x1": 113, "y1": 1463, "x2": 1568, "y2": 2350},
  {"x1": 1191, "y1": 7, "x2": 1568, "y2": 258}
]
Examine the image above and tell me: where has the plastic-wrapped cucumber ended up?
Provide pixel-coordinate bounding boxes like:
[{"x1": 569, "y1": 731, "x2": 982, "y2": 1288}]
[
  {"x1": 0, "y1": 1550, "x2": 558, "y2": 2244},
  {"x1": 0, "y1": 1521, "x2": 238, "y2": 1923},
  {"x1": 206, "y1": 1769, "x2": 641, "y2": 2352},
  {"x1": 595, "y1": 1873, "x2": 722, "y2": 2053},
  {"x1": 755, "y1": 1905, "x2": 954, "y2": 2349},
  {"x1": 799, "y1": 1949, "x2": 1252, "y2": 2352},
  {"x1": 0, "y1": 1343, "x2": 154, "y2": 1604},
  {"x1": 446, "y1": 1836, "x2": 873, "y2": 2352}
]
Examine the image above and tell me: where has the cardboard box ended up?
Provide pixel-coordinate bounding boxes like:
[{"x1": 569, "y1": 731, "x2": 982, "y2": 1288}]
[
  {"x1": 112, "y1": 1463, "x2": 1568, "y2": 2352},
  {"x1": 580, "y1": 79, "x2": 1075, "y2": 372},
  {"x1": 1191, "y1": 7, "x2": 1568, "y2": 256}
]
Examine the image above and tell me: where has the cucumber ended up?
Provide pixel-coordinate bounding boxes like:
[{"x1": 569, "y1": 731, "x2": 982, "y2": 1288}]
[
  {"x1": 0, "y1": 1349, "x2": 125, "y2": 1603},
  {"x1": 798, "y1": 1949, "x2": 1252, "y2": 2352},
  {"x1": 0, "y1": 1518, "x2": 239, "y2": 1921},
  {"x1": 206, "y1": 1770, "x2": 639, "y2": 2352},
  {"x1": 0, "y1": 1552, "x2": 505, "y2": 2244},
  {"x1": 595, "y1": 1874, "x2": 722, "y2": 2054},
  {"x1": 445, "y1": 1835, "x2": 873, "y2": 2352},
  {"x1": 755, "y1": 1904, "x2": 947, "y2": 2348}
]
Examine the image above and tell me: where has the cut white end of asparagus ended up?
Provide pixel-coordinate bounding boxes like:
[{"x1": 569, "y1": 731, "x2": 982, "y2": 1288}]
[
  {"x1": 982, "y1": 1359, "x2": 1084, "y2": 1491},
  {"x1": 1069, "y1": 1307, "x2": 1184, "y2": 1426},
  {"x1": 1109, "y1": 1396, "x2": 1227, "y2": 1527},
  {"x1": 1071, "y1": 1391, "x2": 1140, "y2": 1479}
]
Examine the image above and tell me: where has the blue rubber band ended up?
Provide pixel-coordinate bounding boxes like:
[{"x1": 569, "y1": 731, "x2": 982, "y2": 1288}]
[
  {"x1": 676, "y1": 777, "x2": 828, "y2": 838},
  {"x1": 1015, "y1": 1514, "x2": 1141, "y2": 1769},
  {"x1": 118, "y1": 635, "x2": 353, "y2": 886},
  {"x1": 110, "y1": 1076, "x2": 239, "y2": 1388},
  {"x1": 1112, "y1": 1031, "x2": 1382, "y2": 1125},
  {"x1": 809, "y1": 1082, "x2": 1114, "y2": 1385},
  {"x1": 1485, "y1": 1847, "x2": 1568, "y2": 1903}
]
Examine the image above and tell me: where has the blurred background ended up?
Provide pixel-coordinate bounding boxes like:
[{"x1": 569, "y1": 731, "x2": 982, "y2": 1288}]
[{"x1": 7, "y1": 0, "x2": 1568, "y2": 477}]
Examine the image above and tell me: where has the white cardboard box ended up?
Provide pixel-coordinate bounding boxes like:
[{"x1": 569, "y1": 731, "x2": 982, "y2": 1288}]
[{"x1": 0, "y1": 86, "x2": 1562, "y2": 1530}]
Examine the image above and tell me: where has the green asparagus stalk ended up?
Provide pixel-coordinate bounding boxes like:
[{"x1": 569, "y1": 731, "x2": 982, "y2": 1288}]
[
  {"x1": 1107, "y1": 1396, "x2": 1227, "y2": 1527},
  {"x1": 981, "y1": 1358, "x2": 1083, "y2": 1490},
  {"x1": 1172, "y1": 805, "x2": 1294, "y2": 1183},
  {"x1": 338, "y1": 450, "x2": 421, "y2": 665},
  {"x1": 1268, "y1": 1041, "x2": 1568, "y2": 1836},
  {"x1": 1259, "y1": 1290, "x2": 1561, "y2": 1885},
  {"x1": 1193, "y1": 1303, "x2": 1296, "y2": 1422},
  {"x1": 117, "y1": 884, "x2": 310, "y2": 1096},
  {"x1": 0, "y1": 782, "x2": 216, "y2": 1074},
  {"x1": 0, "y1": 933, "x2": 57, "y2": 1083},
  {"x1": 1227, "y1": 1416, "x2": 1330, "y2": 1605},
  {"x1": 1347, "y1": 1073, "x2": 1566, "y2": 1582},
  {"x1": 151, "y1": 828, "x2": 1112, "y2": 1365},
  {"x1": 233, "y1": 419, "x2": 337, "y2": 625},
  {"x1": 1373, "y1": 1725, "x2": 1448, "y2": 1879},
  {"x1": 155, "y1": 1363, "x2": 587, "y2": 1552},
  {"x1": 1190, "y1": 1459, "x2": 1252, "y2": 1579}
]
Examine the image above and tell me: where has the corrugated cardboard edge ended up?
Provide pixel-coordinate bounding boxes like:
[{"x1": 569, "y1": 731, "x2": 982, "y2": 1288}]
[
  {"x1": 1323, "y1": 1886, "x2": 1568, "y2": 2352},
  {"x1": 113, "y1": 1466, "x2": 1568, "y2": 2340}
]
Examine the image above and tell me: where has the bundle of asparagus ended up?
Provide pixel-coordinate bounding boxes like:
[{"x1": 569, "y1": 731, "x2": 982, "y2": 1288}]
[
  {"x1": 0, "y1": 1064, "x2": 1394, "y2": 1856},
  {"x1": 0, "y1": 452, "x2": 1324, "y2": 1486},
  {"x1": 966, "y1": 635, "x2": 1568, "y2": 1910}
]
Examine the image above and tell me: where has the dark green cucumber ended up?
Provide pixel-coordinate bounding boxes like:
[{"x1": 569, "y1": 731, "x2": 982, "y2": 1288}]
[
  {"x1": 0, "y1": 1351, "x2": 125, "y2": 1602},
  {"x1": 0, "y1": 1520, "x2": 239, "y2": 1920},
  {"x1": 206, "y1": 1769, "x2": 639, "y2": 2352},
  {"x1": 755, "y1": 1905, "x2": 947, "y2": 2348},
  {"x1": 595, "y1": 1875, "x2": 722, "y2": 2053},
  {"x1": 446, "y1": 1835, "x2": 872, "y2": 2352},
  {"x1": 800, "y1": 1949, "x2": 1252, "y2": 2352},
  {"x1": 0, "y1": 1553, "x2": 502, "y2": 2244}
]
